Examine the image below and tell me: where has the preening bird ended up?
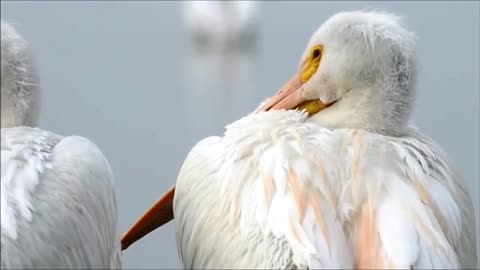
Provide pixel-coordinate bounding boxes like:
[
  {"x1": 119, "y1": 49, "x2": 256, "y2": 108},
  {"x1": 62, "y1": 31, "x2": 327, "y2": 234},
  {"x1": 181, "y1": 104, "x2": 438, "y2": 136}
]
[
  {"x1": 1, "y1": 20, "x2": 121, "y2": 269},
  {"x1": 121, "y1": 11, "x2": 478, "y2": 269}
]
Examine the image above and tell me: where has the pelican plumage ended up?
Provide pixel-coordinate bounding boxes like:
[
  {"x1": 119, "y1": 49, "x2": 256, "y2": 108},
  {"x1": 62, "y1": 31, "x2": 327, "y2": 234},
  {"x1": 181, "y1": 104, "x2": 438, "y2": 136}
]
[
  {"x1": 122, "y1": 11, "x2": 477, "y2": 269},
  {"x1": 1, "y1": 20, "x2": 121, "y2": 268}
]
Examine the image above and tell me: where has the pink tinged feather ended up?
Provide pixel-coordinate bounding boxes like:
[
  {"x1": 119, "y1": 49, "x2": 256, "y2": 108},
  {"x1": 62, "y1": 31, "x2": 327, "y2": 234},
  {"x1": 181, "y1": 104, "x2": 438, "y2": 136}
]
[
  {"x1": 313, "y1": 157, "x2": 337, "y2": 211},
  {"x1": 287, "y1": 169, "x2": 306, "y2": 222},
  {"x1": 287, "y1": 218, "x2": 317, "y2": 256},
  {"x1": 354, "y1": 200, "x2": 390, "y2": 269},
  {"x1": 262, "y1": 173, "x2": 275, "y2": 210},
  {"x1": 308, "y1": 191, "x2": 330, "y2": 253},
  {"x1": 416, "y1": 179, "x2": 461, "y2": 245},
  {"x1": 385, "y1": 177, "x2": 460, "y2": 267}
]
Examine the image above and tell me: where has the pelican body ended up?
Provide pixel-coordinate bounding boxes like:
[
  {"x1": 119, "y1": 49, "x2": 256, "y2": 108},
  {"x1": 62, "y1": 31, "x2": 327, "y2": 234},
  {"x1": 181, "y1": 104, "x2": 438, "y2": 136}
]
[
  {"x1": 1, "y1": 20, "x2": 121, "y2": 269},
  {"x1": 121, "y1": 11, "x2": 477, "y2": 269}
]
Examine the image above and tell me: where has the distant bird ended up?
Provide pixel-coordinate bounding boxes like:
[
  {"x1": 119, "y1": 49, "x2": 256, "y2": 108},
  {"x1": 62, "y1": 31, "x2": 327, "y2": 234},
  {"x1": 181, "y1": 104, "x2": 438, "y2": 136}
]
[
  {"x1": 182, "y1": 0, "x2": 259, "y2": 50},
  {"x1": 181, "y1": 1, "x2": 259, "y2": 137},
  {"x1": 1, "y1": 20, "x2": 121, "y2": 269},
  {"x1": 121, "y1": 11, "x2": 477, "y2": 269}
]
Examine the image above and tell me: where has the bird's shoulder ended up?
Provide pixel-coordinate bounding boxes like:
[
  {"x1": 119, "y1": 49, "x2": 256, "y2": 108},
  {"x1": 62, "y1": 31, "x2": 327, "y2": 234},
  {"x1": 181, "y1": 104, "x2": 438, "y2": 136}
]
[
  {"x1": 1, "y1": 126, "x2": 120, "y2": 268},
  {"x1": 176, "y1": 136, "x2": 223, "y2": 187},
  {"x1": 1, "y1": 126, "x2": 62, "y2": 239}
]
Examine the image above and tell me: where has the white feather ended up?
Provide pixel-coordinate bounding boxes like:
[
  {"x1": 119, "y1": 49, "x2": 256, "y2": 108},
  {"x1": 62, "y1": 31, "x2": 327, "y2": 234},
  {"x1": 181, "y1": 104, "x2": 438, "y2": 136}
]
[
  {"x1": 1, "y1": 127, "x2": 121, "y2": 269},
  {"x1": 1, "y1": 20, "x2": 121, "y2": 269},
  {"x1": 174, "y1": 109, "x2": 475, "y2": 269},
  {"x1": 377, "y1": 196, "x2": 420, "y2": 268}
]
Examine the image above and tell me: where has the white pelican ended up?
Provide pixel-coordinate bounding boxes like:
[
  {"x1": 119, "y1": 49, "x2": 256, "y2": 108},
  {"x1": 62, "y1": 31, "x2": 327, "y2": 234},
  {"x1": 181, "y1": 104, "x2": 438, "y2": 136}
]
[
  {"x1": 182, "y1": 0, "x2": 259, "y2": 50},
  {"x1": 121, "y1": 11, "x2": 478, "y2": 269},
  {"x1": 1, "y1": 20, "x2": 121, "y2": 268}
]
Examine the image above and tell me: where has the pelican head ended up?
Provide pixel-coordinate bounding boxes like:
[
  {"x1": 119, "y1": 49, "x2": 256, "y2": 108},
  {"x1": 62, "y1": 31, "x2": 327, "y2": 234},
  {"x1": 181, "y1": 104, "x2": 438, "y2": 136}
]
[
  {"x1": 1, "y1": 20, "x2": 40, "y2": 128},
  {"x1": 259, "y1": 11, "x2": 417, "y2": 136}
]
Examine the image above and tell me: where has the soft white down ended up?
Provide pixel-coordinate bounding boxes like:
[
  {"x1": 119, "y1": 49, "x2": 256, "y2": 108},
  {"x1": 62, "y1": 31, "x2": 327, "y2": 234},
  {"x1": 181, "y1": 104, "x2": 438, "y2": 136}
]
[{"x1": 0, "y1": 20, "x2": 121, "y2": 269}]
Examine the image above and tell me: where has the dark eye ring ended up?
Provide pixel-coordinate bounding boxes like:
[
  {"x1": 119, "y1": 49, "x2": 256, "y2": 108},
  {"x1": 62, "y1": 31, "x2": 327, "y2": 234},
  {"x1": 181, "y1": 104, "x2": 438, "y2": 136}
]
[{"x1": 312, "y1": 49, "x2": 321, "y2": 59}]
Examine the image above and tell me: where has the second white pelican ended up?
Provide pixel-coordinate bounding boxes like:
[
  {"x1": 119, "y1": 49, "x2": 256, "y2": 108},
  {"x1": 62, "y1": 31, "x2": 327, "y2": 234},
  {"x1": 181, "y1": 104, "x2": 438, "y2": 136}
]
[
  {"x1": 1, "y1": 20, "x2": 121, "y2": 268},
  {"x1": 121, "y1": 11, "x2": 477, "y2": 269}
]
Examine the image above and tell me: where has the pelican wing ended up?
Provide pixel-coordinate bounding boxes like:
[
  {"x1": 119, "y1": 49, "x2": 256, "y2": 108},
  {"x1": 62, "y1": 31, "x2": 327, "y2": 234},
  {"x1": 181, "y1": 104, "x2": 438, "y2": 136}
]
[
  {"x1": 174, "y1": 111, "x2": 476, "y2": 269},
  {"x1": 215, "y1": 111, "x2": 353, "y2": 268},
  {"x1": 174, "y1": 136, "x2": 227, "y2": 268},
  {"x1": 1, "y1": 127, "x2": 120, "y2": 269}
]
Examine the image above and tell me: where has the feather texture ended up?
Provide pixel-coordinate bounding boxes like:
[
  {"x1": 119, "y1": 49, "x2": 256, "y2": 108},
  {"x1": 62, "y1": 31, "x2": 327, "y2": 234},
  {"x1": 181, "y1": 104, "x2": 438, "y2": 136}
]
[
  {"x1": 1, "y1": 127, "x2": 121, "y2": 269},
  {"x1": 174, "y1": 110, "x2": 477, "y2": 269}
]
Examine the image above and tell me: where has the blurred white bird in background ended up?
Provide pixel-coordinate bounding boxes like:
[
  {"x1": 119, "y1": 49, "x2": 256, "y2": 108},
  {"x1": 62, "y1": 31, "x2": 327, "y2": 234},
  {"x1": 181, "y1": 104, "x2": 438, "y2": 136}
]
[
  {"x1": 181, "y1": 1, "x2": 259, "y2": 141},
  {"x1": 1, "y1": 20, "x2": 121, "y2": 269},
  {"x1": 182, "y1": 0, "x2": 259, "y2": 51},
  {"x1": 122, "y1": 10, "x2": 477, "y2": 269}
]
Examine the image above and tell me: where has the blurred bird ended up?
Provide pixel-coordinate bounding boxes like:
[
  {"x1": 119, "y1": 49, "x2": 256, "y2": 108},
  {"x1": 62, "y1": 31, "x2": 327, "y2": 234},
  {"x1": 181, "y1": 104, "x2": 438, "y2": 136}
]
[
  {"x1": 181, "y1": 1, "x2": 259, "y2": 148},
  {"x1": 182, "y1": 0, "x2": 259, "y2": 51},
  {"x1": 1, "y1": 20, "x2": 121, "y2": 269},
  {"x1": 121, "y1": 11, "x2": 477, "y2": 269}
]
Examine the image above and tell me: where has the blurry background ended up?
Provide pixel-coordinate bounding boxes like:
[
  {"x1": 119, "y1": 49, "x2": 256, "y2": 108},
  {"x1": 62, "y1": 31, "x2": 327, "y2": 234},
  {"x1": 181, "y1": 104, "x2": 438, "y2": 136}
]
[{"x1": 1, "y1": 1, "x2": 478, "y2": 268}]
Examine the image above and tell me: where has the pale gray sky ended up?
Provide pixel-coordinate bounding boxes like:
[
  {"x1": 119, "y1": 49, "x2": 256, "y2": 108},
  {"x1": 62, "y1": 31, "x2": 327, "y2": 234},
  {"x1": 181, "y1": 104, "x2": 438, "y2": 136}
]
[{"x1": 1, "y1": 1, "x2": 478, "y2": 268}]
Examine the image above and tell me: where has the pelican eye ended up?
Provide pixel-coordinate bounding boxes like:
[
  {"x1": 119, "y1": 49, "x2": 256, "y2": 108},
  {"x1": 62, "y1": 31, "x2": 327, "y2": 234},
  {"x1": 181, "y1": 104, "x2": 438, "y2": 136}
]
[
  {"x1": 301, "y1": 45, "x2": 323, "y2": 83},
  {"x1": 312, "y1": 48, "x2": 321, "y2": 59}
]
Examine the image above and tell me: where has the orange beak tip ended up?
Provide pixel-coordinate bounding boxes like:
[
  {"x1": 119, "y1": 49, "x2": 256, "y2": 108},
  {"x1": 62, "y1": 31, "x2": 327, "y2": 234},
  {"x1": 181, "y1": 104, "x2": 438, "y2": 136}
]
[{"x1": 120, "y1": 186, "x2": 176, "y2": 251}]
